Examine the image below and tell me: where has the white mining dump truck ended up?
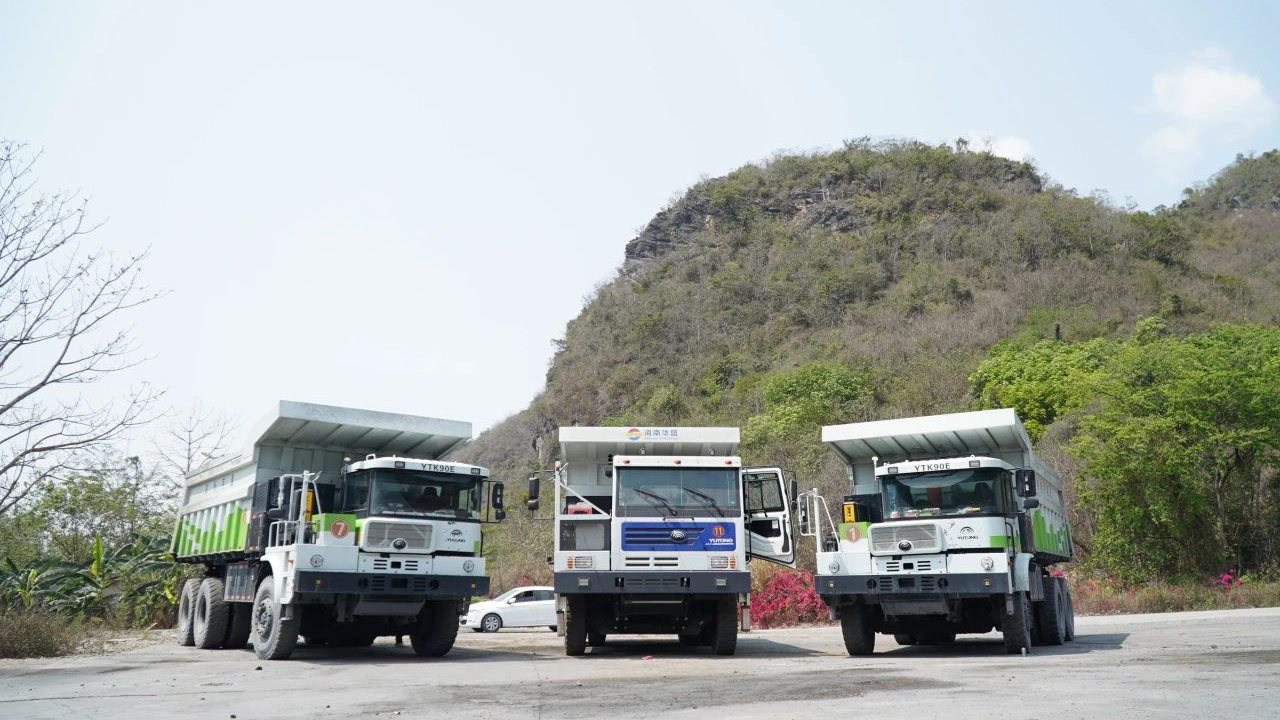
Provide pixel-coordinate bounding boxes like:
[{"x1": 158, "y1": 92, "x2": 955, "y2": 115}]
[
  {"x1": 171, "y1": 401, "x2": 505, "y2": 660},
  {"x1": 527, "y1": 426, "x2": 796, "y2": 656},
  {"x1": 799, "y1": 408, "x2": 1075, "y2": 654}
]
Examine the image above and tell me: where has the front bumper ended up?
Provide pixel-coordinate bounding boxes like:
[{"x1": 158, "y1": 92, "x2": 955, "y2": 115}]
[
  {"x1": 294, "y1": 571, "x2": 489, "y2": 597},
  {"x1": 814, "y1": 572, "x2": 1010, "y2": 597},
  {"x1": 554, "y1": 570, "x2": 750, "y2": 595}
]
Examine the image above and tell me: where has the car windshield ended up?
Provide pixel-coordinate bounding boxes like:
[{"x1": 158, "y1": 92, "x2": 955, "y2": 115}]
[
  {"x1": 881, "y1": 467, "x2": 1010, "y2": 519},
  {"x1": 615, "y1": 466, "x2": 740, "y2": 517},
  {"x1": 341, "y1": 469, "x2": 482, "y2": 519}
]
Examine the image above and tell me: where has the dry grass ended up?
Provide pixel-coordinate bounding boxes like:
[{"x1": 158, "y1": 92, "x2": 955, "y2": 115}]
[
  {"x1": 1070, "y1": 574, "x2": 1280, "y2": 616},
  {"x1": 0, "y1": 609, "x2": 96, "y2": 658}
]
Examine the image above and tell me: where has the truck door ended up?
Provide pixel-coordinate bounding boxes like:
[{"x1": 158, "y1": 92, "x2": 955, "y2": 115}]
[{"x1": 742, "y1": 467, "x2": 795, "y2": 567}]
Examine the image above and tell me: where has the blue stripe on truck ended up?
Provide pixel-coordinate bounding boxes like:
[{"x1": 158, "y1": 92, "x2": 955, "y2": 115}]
[{"x1": 620, "y1": 522, "x2": 737, "y2": 551}]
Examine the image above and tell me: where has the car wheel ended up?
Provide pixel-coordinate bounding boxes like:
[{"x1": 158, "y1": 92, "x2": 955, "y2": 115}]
[{"x1": 482, "y1": 613, "x2": 503, "y2": 633}]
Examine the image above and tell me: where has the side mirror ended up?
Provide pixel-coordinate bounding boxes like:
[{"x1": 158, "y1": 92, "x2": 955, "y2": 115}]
[
  {"x1": 1016, "y1": 469, "x2": 1037, "y2": 498},
  {"x1": 491, "y1": 482, "x2": 505, "y2": 509},
  {"x1": 495, "y1": 509, "x2": 507, "y2": 521},
  {"x1": 797, "y1": 498, "x2": 812, "y2": 536},
  {"x1": 789, "y1": 479, "x2": 798, "y2": 513},
  {"x1": 526, "y1": 475, "x2": 540, "y2": 512},
  {"x1": 1022, "y1": 497, "x2": 1041, "y2": 511}
]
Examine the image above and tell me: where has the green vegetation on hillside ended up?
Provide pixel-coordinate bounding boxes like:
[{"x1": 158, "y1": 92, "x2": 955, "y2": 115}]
[{"x1": 460, "y1": 141, "x2": 1280, "y2": 592}]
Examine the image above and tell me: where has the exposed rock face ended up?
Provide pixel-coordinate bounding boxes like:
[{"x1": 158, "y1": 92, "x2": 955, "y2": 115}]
[
  {"x1": 621, "y1": 149, "x2": 1046, "y2": 270},
  {"x1": 623, "y1": 193, "x2": 711, "y2": 271}
]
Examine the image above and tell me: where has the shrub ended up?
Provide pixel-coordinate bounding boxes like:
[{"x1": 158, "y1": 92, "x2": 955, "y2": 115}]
[
  {"x1": 0, "y1": 609, "x2": 91, "y2": 658},
  {"x1": 751, "y1": 570, "x2": 830, "y2": 628}
]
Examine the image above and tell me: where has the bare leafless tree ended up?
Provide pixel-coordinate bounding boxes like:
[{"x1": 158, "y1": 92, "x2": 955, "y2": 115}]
[
  {"x1": 0, "y1": 141, "x2": 161, "y2": 515},
  {"x1": 152, "y1": 402, "x2": 237, "y2": 483}
]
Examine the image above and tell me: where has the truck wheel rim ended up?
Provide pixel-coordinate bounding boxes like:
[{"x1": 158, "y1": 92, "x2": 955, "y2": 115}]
[{"x1": 254, "y1": 600, "x2": 275, "y2": 639}]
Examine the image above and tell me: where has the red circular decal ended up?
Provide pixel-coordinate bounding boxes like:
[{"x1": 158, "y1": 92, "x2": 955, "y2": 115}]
[
  {"x1": 330, "y1": 520, "x2": 350, "y2": 539},
  {"x1": 845, "y1": 525, "x2": 862, "y2": 542},
  {"x1": 711, "y1": 525, "x2": 726, "y2": 538}
]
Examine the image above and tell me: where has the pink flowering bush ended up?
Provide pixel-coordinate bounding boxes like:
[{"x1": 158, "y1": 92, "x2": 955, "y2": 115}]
[{"x1": 751, "y1": 570, "x2": 830, "y2": 628}]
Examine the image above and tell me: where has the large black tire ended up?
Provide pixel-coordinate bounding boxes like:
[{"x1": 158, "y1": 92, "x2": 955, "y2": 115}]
[
  {"x1": 193, "y1": 578, "x2": 230, "y2": 649},
  {"x1": 710, "y1": 597, "x2": 738, "y2": 656},
  {"x1": 176, "y1": 578, "x2": 200, "y2": 647},
  {"x1": 841, "y1": 605, "x2": 875, "y2": 656},
  {"x1": 564, "y1": 595, "x2": 587, "y2": 656},
  {"x1": 410, "y1": 600, "x2": 460, "y2": 657},
  {"x1": 893, "y1": 634, "x2": 917, "y2": 646},
  {"x1": 1003, "y1": 591, "x2": 1035, "y2": 654},
  {"x1": 481, "y1": 613, "x2": 503, "y2": 633},
  {"x1": 587, "y1": 632, "x2": 606, "y2": 647},
  {"x1": 251, "y1": 577, "x2": 300, "y2": 660},
  {"x1": 1035, "y1": 576, "x2": 1066, "y2": 646},
  {"x1": 1063, "y1": 581, "x2": 1076, "y2": 641},
  {"x1": 223, "y1": 602, "x2": 252, "y2": 649}
]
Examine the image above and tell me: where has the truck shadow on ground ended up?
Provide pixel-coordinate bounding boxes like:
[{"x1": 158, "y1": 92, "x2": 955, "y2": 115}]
[
  {"x1": 573, "y1": 636, "x2": 822, "y2": 658},
  {"x1": 282, "y1": 643, "x2": 561, "y2": 664},
  {"x1": 879, "y1": 632, "x2": 1130, "y2": 657}
]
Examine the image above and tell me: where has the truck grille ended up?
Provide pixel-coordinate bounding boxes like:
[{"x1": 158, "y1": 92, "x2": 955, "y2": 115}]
[
  {"x1": 623, "y1": 527, "x2": 706, "y2": 546},
  {"x1": 626, "y1": 577, "x2": 682, "y2": 589},
  {"x1": 367, "y1": 576, "x2": 434, "y2": 593},
  {"x1": 371, "y1": 558, "x2": 422, "y2": 572},
  {"x1": 883, "y1": 559, "x2": 935, "y2": 572},
  {"x1": 363, "y1": 521, "x2": 433, "y2": 552},
  {"x1": 623, "y1": 555, "x2": 679, "y2": 568},
  {"x1": 869, "y1": 524, "x2": 941, "y2": 554}
]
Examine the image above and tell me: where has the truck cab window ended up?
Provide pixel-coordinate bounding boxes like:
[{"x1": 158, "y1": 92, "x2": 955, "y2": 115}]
[
  {"x1": 342, "y1": 472, "x2": 370, "y2": 512},
  {"x1": 882, "y1": 467, "x2": 1011, "y2": 519}
]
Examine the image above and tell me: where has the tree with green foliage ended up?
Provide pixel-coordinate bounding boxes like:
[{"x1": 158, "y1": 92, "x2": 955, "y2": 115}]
[
  {"x1": 742, "y1": 362, "x2": 873, "y2": 476},
  {"x1": 1073, "y1": 323, "x2": 1280, "y2": 581},
  {"x1": 970, "y1": 337, "x2": 1112, "y2": 440}
]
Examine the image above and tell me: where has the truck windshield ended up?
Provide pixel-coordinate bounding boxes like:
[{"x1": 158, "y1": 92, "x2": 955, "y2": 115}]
[
  {"x1": 881, "y1": 467, "x2": 1010, "y2": 519},
  {"x1": 341, "y1": 469, "x2": 481, "y2": 519},
  {"x1": 615, "y1": 466, "x2": 740, "y2": 517}
]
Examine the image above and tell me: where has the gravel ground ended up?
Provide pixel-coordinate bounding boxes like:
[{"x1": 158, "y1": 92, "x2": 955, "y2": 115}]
[{"x1": 2, "y1": 607, "x2": 1277, "y2": 720}]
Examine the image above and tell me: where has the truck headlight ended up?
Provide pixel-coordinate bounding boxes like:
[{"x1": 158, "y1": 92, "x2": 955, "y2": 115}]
[
  {"x1": 463, "y1": 560, "x2": 475, "y2": 573},
  {"x1": 981, "y1": 556, "x2": 995, "y2": 570}
]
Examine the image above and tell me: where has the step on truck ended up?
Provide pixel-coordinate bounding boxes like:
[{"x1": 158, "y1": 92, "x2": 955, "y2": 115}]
[
  {"x1": 527, "y1": 426, "x2": 796, "y2": 656},
  {"x1": 799, "y1": 408, "x2": 1075, "y2": 655},
  {"x1": 171, "y1": 401, "x2": 505, "y2": 660}
]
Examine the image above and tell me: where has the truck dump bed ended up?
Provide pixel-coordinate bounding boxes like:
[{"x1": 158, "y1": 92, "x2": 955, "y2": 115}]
[{"x1": 173, "y1": 401, "x2": 472, "y2": 562}]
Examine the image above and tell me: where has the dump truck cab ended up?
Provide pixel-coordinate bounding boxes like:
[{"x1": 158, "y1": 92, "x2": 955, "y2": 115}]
[
  {"x1": 530, "y1": 426, "x2": 795, "y2": 656},
  {"x1": 802, "y1": 409, "x2": 1075, "y2": 655}
]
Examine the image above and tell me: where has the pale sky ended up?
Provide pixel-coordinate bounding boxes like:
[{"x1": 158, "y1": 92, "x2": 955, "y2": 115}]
[{"x1": 1, "y1": 1, "x2": 1277, "y2": 449}]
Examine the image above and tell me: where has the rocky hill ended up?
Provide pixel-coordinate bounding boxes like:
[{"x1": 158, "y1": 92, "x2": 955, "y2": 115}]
[{"x1": 459, "y1": 141, "x2": 1280, "y2": 588}]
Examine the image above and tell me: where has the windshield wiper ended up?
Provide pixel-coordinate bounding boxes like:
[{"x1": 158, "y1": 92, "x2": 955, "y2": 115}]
[
  {"x1": 680, "y1": 487, "x2": 726, "y2": 517},
  {"x1": 632, "y1": 487, "x2": 678, "y2": 517}
]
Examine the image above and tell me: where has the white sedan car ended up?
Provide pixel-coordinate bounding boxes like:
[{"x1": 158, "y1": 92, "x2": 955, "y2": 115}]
[{"x1": 463, "y1": 586, "x2": 557, "y2": 632}]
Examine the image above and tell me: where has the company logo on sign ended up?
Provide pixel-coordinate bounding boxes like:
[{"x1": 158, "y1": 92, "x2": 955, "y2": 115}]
[
  {"x1": 844, "y1": 524, "x2": 862, "y2": 542},
  {"x1": 670, "y1": 529, "x2": 687, "y2": 542},
  {"x1": 706, "y1": 524, "x2": 734, "y2": 546},
  {"x1": 330, "y1": 519, "x2": 349, "y2": 539},
  {"x1": 626, "y1": 427, "x2": 642, "y2": 441}
]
